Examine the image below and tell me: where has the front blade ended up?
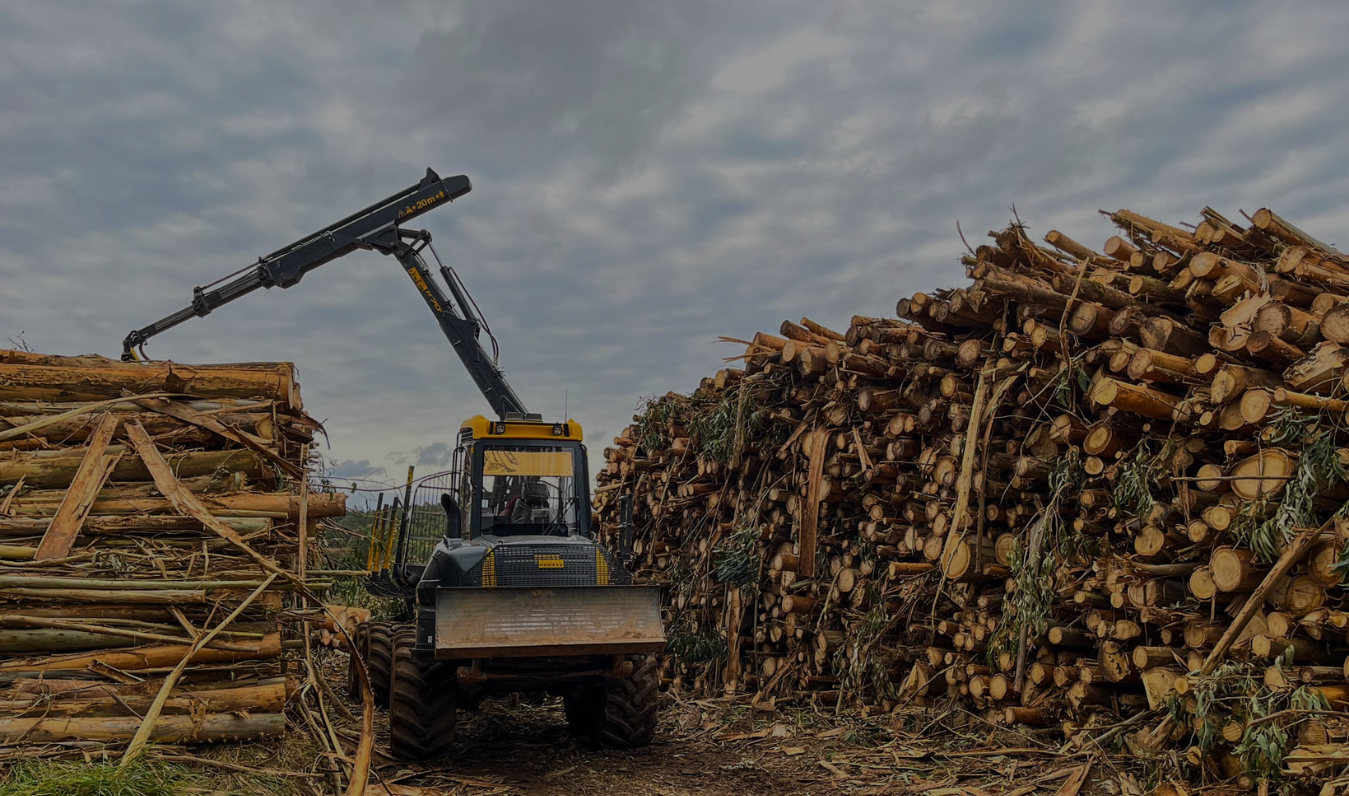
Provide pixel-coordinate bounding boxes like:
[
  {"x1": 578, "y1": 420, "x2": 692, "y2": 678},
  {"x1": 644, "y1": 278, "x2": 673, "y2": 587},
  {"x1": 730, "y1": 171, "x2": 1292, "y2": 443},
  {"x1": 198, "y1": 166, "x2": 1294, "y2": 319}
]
[{"x1": 434, "y1": 585, "x2": 666, "y2": 659}]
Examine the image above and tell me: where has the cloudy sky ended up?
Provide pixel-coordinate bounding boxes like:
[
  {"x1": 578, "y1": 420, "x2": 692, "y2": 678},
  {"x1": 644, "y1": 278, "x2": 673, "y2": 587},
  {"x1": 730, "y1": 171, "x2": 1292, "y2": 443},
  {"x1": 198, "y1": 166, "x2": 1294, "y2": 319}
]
[{"x1": 3, "y1": 1, "x2": 1348, "y2": 503}]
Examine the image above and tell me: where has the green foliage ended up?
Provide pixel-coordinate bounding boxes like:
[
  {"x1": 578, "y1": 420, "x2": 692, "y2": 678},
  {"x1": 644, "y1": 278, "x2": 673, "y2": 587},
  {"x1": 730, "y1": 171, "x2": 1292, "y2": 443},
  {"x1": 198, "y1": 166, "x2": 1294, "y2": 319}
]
[
  {"x1": 833, "y1": 586, "x2": 896, "y2": 701},
  {"x1": 1113, "y1": 440, "x2": 1173, "y2": 518},
  {"x1": 319, "y1": 511, "x2": 406, "y2": 620},
  {"x1": 635, "y1": 372, "x2": 790, "y2": 463},
  {"x1": 1050, "y1": 358, "x2": 1091, "y2": 411},
  {"x1": 0, "y1": 758, "x2": 205, "y2": 796},
  {"x1": 713, "y1": 521, "x2": 762, "y2": 595},
  {"x1": 690, "y1": 377, "x2": 785, "y2": 463},
  {"x1": 1185, "y1": 661, "x2": 1331, "y2": 784},
  {"x1": 634, "y1": 394, "x2": 690, "y2": 455},
  {"x1": 1236, "y1": 686, "x2": 1329, "y2": 783},
  {"x1": 1188, "y1": 660, "x2": 1258, "y2": 752},
  {"x1": 1234, "y1": 420, "x2": 1347, "y2": 563},
  {"x1": 666, "y1": 615, "x2": 727, "y2": 666},
  {"x1": 990, "y1": 450, "x2": 1092, "y2": 665}
]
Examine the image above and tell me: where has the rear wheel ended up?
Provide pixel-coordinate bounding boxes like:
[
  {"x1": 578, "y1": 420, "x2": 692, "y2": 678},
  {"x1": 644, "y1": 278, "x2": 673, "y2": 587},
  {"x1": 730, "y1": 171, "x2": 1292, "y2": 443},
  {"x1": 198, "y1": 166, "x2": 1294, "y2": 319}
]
[
  {"x1": 591, "y1": 656, "x2": 659, "y2": 748},
  {"x1": 346, "y1": 622, "x2": 371, "y2": 700},
  {"x1": 388, "y1": 627, "x2": 458, "y2": 761},
  {"x1": 366, "y1": 622, "x2": 394, "y2": 708}
]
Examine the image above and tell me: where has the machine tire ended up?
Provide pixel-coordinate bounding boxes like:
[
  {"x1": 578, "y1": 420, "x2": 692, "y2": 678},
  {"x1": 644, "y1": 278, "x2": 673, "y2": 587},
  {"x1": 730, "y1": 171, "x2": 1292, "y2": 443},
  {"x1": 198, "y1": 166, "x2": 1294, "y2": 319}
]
[
  {"x1": 388, "y1": 627, "x2": 458, "y2": 761},
  {"x1": 592, "y1": 655, "x2": 659, "y2": 748},
  {"x1": 366, "y1": 622, "x2": 395, "y2": 709},
  {"x1": 563, "y1": 685, "x2": 602, "y2": 734},
  {"x1": 346, "y1": 622, "x2": 371, "y2": 700}
]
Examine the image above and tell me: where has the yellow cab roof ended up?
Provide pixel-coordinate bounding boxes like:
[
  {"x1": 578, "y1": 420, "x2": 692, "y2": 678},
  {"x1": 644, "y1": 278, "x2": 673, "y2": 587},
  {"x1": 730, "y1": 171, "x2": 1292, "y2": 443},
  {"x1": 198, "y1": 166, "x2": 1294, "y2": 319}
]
[{"x1": 460, "y1": 415, "x2": 584, "y2": 441}]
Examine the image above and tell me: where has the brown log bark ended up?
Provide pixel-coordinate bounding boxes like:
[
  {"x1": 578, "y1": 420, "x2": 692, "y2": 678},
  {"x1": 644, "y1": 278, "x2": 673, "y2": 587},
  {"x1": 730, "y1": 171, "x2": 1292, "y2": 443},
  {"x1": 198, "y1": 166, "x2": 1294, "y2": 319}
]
[
  {"x1": 0, "y1": 448, "x2": 265, "y2": 489},
  {"x1": 0, "y1": 360, "x2": 299, "y2": 410},
  {"x1": 35, "y1": 414, "x2": 121, "y2": 560}
]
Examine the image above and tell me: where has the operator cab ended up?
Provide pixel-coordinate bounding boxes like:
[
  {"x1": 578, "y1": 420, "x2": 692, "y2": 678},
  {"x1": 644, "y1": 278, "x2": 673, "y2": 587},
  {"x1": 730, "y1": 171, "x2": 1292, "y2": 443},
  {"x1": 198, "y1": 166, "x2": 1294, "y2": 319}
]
[{"x1": 450, "y1": 413, "x2": 591, "y2": 541}]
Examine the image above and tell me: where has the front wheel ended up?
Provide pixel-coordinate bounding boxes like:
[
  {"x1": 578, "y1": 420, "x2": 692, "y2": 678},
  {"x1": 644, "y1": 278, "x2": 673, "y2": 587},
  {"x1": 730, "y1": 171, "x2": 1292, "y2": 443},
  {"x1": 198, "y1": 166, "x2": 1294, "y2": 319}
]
[
  {"x1": 365, "y1": 622, "x2": 394, "y2": 708},
  {"x1": 388, "y1": 627, "x2": 458, "y2": 761},
  {"x1": 591, "y1": 656, "x2": 659, "y2": 748}
]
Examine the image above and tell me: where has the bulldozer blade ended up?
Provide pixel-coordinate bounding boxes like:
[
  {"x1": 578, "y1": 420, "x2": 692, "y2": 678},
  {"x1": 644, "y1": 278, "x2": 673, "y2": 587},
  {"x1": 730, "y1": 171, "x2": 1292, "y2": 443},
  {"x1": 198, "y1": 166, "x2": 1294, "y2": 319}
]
[{"x1": 434, "y1": 585, "x2": 665, "y2": 659}]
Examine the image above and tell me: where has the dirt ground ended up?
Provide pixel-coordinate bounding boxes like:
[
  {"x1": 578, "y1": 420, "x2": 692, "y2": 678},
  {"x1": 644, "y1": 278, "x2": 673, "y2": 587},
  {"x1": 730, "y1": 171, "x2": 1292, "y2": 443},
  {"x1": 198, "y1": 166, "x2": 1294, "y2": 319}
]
[{"x1": 361, "y1": 692, "x2": 1150, "y2": 796}]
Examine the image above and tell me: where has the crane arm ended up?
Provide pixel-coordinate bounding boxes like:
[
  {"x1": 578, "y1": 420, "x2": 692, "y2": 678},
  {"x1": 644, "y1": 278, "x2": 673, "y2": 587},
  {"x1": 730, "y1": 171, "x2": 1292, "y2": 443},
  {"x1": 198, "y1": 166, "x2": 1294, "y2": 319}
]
[
  {"x1": 371, "y1": 229, "x2": 527, "y2": 418},
  {"x1": 120, "y1": 168, "x2": 528, "y2": 419}
]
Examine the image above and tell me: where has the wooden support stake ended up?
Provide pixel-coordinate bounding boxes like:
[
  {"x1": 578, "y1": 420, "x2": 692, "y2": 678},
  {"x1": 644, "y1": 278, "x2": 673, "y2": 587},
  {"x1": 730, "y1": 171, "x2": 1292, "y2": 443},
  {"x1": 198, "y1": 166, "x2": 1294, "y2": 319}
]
[
  {"x1": 799, "y1": 428, "x2": 828, "y2": 578},
  {"x1": 35, "y1": 414, "x2": 120, "y2": 560},
  {"x1": 1198, "y1": 522, "x2": 1327, "y2": 677}
]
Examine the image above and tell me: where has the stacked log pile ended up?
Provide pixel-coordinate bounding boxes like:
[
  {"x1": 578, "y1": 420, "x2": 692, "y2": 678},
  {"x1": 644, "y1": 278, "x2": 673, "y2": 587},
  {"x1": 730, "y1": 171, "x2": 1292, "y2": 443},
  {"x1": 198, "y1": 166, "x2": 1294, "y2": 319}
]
[
  {"x1": 597, "y1": 207, "x2": 1349, "y2": 786},
  {"x1": 0, "y1": 350, "x2": 343, "y2": 753}
]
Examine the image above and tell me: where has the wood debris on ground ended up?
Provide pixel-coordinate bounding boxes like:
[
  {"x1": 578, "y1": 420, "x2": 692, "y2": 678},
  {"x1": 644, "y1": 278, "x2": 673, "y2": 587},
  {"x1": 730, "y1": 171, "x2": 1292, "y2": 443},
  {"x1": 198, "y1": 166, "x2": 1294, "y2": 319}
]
[
  {"x1": 0, "y1": 350, "x2": 356, "y2": 785},
  {"x1": 596, "y1": 206, "x2": 1349, "y2": 791}
]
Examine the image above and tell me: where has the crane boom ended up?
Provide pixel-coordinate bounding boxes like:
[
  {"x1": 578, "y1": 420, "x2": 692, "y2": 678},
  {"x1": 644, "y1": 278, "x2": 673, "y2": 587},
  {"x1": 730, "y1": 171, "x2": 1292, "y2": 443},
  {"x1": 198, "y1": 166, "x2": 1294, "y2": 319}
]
[{"x1": 120, "y1": 168, "x2": 528, "y2": 419}]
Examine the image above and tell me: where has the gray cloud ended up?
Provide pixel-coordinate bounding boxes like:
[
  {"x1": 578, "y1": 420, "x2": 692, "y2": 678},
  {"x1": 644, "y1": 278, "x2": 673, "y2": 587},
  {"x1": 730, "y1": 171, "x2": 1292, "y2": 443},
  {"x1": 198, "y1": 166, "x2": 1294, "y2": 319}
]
[
  {"x1": 4, "y1": 0, "x2": 1349, "y2": 484},
  {"x1": 408, "y1": 442, "x2": 455, "y2": 469}
]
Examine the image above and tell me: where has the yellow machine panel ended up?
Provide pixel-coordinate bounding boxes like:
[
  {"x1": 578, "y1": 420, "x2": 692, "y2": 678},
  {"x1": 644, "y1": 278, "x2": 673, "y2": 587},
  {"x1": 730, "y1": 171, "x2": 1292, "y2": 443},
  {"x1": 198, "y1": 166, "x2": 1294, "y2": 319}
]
[
  {"x1": 483, "y1": 449, "x2": 575, "y2": 476},
  {"x1": 460, "y1": 414, "x2": 584, "y2": 441}
]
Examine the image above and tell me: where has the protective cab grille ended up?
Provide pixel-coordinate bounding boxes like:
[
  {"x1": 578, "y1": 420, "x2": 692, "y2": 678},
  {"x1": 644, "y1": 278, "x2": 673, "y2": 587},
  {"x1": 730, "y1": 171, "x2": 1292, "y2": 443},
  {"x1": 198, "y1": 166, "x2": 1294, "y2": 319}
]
[{"x1": 463, "y1": 544, "x2": 631, "y2": 587}]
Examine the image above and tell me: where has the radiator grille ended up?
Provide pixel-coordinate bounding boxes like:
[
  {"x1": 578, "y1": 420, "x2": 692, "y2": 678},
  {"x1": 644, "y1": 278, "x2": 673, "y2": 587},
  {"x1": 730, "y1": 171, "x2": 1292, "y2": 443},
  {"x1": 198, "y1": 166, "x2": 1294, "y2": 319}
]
[{"x1": 463, "y1": 544, "x2": 631, "y2": 587}]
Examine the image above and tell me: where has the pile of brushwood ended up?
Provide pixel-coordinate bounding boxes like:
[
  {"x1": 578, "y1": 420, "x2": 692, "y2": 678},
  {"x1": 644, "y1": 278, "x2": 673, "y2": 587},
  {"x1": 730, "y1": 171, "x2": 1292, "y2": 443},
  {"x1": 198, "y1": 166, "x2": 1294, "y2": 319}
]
[
  {"x1": 597, "y1": 207, "x2": 1349, "y2": 789},
  {"x1": 0, "y1": 350, "x2": 353, "y2": 780}
]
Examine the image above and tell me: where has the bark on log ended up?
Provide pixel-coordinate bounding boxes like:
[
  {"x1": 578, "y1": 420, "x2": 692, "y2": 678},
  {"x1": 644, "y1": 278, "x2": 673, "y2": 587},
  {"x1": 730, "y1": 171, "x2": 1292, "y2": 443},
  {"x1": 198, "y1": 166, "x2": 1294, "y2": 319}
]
[{"x1": 0, "y1": 360, "x2": 299, "y2": 410}]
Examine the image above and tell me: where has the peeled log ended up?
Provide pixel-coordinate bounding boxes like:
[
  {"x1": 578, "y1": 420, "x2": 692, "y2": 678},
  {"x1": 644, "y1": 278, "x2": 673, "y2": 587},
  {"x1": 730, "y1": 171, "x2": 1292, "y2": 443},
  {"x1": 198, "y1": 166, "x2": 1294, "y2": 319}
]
[
  {"x1": 0, "y1": 360, "x2": 299, "y2": 410},
  {"x1": 0, "y1": 712, "x2": 284, "y2": 743},
  {"x1": 1126, "y1": 348, "x2": 1197, "y2": 385},
  {"x1": 0, "y1": 515, "x2": 271, "y2": 537},
  {"x1": 6, "y1": 491, "x2": 344, "y2": 520},
  {"x1": 1091, "y1": 379, "x2": 1181, "y2": 420},
  {"x1": 1252, "y1": 208, "x2": 1343, "y2": 255},
  {"x1": 1141, "y1": 316, "x2": 1210, "y2": 357},
  {"x1": 1103, "y1": 236, "x2": 1136, "y2": 263},
  {"x1": 1308, "y1": 542, "x2": 1343, "y2": 587},
  {"x1": 1230, "y1": 449, "x2": 1293, "y2": 501},
  {"x1": 1189, "y1": 252, "x2": 1261, "y2": 283},
  {"x1": 1284, "y1": 342, "x2": 1349, "y2": 393},
  {"x1": 1189, "y1": 566, "x2": 1218, "y2": 600},
  {"x1": 1321, "y1": 305, "x2": 1349, "y2": 345},
  {"x1": 1211, "y1": 365, "x2": 1283, "y2": 404},
  {"x1": 0, "y1": 633, "x2": 281, "y2": 672},
  {"x1": 1211, "y1": 547, "x2": 1264, "y2": 593},
  {"x1": 0, "y1": 448, "x2": 265, "y2": 489},
  {"x1": 0, "y1": 681, "x2": 289, "y2": 717}
]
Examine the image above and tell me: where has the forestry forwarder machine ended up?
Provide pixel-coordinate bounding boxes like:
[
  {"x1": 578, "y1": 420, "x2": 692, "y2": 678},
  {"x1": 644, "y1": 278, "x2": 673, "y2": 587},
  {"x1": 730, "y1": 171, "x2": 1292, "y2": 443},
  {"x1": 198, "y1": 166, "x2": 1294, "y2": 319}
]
[{"x1": 120, "y1": 169, "x2": 665, "y2": 759}]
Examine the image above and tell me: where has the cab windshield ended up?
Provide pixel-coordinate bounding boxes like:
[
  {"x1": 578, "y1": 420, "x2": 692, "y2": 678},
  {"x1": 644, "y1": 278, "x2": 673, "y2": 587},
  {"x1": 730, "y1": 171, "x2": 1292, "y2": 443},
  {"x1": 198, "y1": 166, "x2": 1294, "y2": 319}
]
[{"x1": 477, "y1": 445, "x2": 579, "y2": 537}]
